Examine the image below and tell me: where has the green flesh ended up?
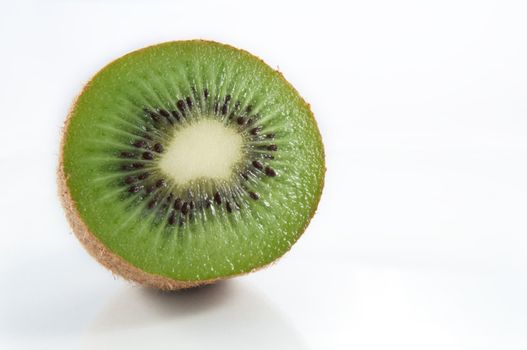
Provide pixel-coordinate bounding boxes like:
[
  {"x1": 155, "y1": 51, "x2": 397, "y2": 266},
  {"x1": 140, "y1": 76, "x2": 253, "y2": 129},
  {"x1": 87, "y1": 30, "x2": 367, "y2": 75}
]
[{"x1": 62, "y1": 41, "x2": 324, "y2": 281}]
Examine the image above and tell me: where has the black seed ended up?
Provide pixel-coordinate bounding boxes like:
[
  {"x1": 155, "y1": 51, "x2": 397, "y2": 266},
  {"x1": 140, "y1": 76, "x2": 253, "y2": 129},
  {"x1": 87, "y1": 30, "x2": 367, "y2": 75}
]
[
  {"x1": 250, "y1": 127, "x2": 262, "y2": 135},
  {"x1": 221, "y1": 104, "x2": 228, "y2": 115},
  {"x1": 252, "y1": 160, "x2": 263, "y2": 170},
  {"x1": 138, "y1": 172, "x2": 150, "y2": 180},
  {"x1": 120, "y1": 151, "x2": 136, "y2": 158},
  {"x1": 237, "y1": 117, "x2": 246, "y2": 125},
  {"x1": 167, "y1": 193, "x2": 174, "y2": 202},
  {"x1": 168, "y1": 212, "x2": 177, "y2": 225},
  {"x1": 204, "y1": 89, "x2": 209, "y2": 98},
  {"x1": 170, "y1": 110, "x2": 181, "y2": 121},
  {"x1": 266, "y1": 133, "x2": 275, "y2": 139},
  {"x1": 132, "y1": 163, "x2": 144, "y2": 169},
  {"x1": 214, "y1": 191, "x2": 222, "y2": 205},
  {"x1": 214, "y1": 102, "x2": 219, "y2": 114},
  {"x1": 176, "y1": 100, "x2": 186, "y2": 113},
  {"x1": 241, "y1": 172, "x2": 249, "y2": 180},
  {"x1": 128, "y1": 185, "x2": 141, "y2": 193},
  {"x1": 156, "y1": 179, "x2": 166, "y2": 188},
  {"x1": 153, "y1": 143, "x2": 164, "y2": 153},
  {"x1": 148, "y1": 111, "x2": 161, "y2": 122},
  {"x1": 124, "y1": 176, "x2": 136, "y2": 184},
  {"x1": 226, "y1": 202, "x2": 232, "y2": 213},
  {"x1": 181, "y1": 202, "x2": 190, "y2": 215},
  {"x1": 148, "y1": 199, "x2": 157, "y2": 209},
  {"x1": 225, "y1": 95, "x2": 232, "y2": 103},
  {"x1": 267, "y1": 144, "x2": 278, "y2": 151},
  {"x1": 248, "y1": 191, "x2": 259, "y2": 200},
  {"x1": 265, "y1": 166, "x2": 277, "y2": 177},
  {"x1": 234, "y1": 101, "x2": 241, "y2": 110},
  {"x1": 142, "y1": 151, "x2": 154, "y2": 160},
  {"x1": 160, "y1": 109, "x2": 173, "y2": 124},
  {"x1": 133, "y1": 140, "x2": 147, "y2": 148},
  {"x1": 186, "y1": 96, "x2": 193, "y2": 108},
  {"x1": 174, "y1": 198, "x2": 182, "y2": 210},
  {"x1": 205, "y1": 199, "x2": 212, "y2": 208},
  {"x1": 246, "y1": 105, "x2": 253, "y2": 113},
  {"x1": 189, "y1": 201, "x2": 195, "y2": 210}
]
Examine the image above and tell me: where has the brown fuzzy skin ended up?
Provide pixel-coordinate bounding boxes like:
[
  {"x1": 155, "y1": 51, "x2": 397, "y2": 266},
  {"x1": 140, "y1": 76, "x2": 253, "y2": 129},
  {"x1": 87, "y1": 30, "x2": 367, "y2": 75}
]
[{"x1": 57, "y1": 40, "x2": 325, "y2": 291}]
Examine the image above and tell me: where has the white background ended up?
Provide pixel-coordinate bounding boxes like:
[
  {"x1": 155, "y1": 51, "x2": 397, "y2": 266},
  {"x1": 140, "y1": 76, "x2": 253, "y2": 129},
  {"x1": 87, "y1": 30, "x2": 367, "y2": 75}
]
[{"x1": 1, "y1": 0, "x2": 527, "y2": 349}]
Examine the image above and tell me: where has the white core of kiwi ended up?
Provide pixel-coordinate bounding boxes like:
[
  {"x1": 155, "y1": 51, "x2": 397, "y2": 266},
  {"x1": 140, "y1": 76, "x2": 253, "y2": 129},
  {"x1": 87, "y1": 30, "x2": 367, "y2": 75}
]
[{"x1": 159, "y1": 119, "x2": 244, "y2": 185}]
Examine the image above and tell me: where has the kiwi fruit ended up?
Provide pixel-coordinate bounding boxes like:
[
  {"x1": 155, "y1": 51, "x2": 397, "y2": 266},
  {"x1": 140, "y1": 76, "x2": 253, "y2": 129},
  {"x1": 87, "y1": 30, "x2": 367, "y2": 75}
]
[{"x1": 58, "y1": 40, "x2": 325, "y2": 290}]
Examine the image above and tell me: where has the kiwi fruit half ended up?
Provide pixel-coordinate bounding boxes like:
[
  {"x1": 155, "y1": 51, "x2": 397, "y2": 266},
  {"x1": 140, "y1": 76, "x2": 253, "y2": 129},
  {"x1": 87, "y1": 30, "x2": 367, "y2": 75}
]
[{"x1": 59, "y1": 40, "x2": 325, "y2": 290}]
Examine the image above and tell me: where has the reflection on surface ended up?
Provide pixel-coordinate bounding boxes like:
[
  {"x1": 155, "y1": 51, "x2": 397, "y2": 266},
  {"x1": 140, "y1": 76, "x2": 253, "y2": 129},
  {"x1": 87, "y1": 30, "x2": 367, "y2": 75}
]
[{"x1": 81, "y1": 281, "x2": 307, "y2": 350}]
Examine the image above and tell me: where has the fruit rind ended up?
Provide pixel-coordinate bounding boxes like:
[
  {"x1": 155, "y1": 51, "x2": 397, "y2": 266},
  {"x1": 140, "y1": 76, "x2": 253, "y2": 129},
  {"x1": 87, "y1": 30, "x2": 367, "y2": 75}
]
[{"x1": 58, "y1": 40, "x2": 325, "y2": 290}]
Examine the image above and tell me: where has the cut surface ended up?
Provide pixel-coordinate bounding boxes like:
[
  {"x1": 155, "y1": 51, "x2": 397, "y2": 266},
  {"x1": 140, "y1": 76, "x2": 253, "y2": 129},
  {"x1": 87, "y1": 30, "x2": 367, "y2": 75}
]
[
  {"x1": 60, "y1": 40, "x2": 325, "y2": 284},
  {"x1": 159, "y1": 119, "x2": 243, "y2": 185}
]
